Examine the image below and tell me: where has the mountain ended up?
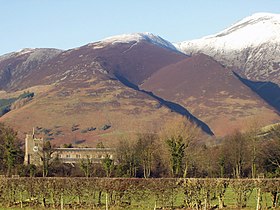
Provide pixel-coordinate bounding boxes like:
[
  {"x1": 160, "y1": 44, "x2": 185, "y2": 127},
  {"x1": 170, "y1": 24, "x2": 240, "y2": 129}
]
[
  {"x1": 0, "y1": 48, "x2": 62, "y2": 90},
  {"x1": 101, "y1": 32, "x2": 179, "y2": 52},
  {"x1": 6, "y1": 33, "x2": 185, "y2": 90},
  {"x1": 141, "y1": 54, "x2": 280, "y2": 136},
  {"x1": 1, "y1": 22, "x2": 280, "y2": 144},
  {"x1": 176, "y1": 13, "x2": 280, "y2": 85},
  {"x1": 0, "y1": 34, "x2": 204, "y2": 146}
]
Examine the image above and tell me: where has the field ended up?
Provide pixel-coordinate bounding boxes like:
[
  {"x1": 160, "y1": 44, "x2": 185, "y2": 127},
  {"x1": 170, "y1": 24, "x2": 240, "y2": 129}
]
[{"x1": 0, "y1": 178, "x2": 279, "y2": 209}]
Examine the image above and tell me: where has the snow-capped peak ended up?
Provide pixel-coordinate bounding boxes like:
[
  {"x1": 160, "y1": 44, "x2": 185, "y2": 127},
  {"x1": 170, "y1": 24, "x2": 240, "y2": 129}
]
[
  {"x1": 175, "y1": 12, "x2": 280, "y2": 85},
  {"x1": 176, "y1": 12, "x2": 280, "y2": 52},
  {"x1": 99, "y1": 32, "x2": 178, "y2": 51},
  {"x1": 236, "y1": 12, "x2": 280, "y2": 24},
  {"x1": 213, "y1": 12, "x2": 280, "y2": 39}
]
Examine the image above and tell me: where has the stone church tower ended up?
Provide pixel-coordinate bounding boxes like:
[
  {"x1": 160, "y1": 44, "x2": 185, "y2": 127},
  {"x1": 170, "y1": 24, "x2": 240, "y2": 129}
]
[
  {"x1": 24, "y1": 128, "x2": 43, "y2": 165},
  {"x1": 24, "y1": 129, "x2": 116, "y2": 166}
]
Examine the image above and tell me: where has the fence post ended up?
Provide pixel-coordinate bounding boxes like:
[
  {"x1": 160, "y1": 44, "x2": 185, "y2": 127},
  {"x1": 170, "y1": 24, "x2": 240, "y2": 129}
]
[
  {"x1": 106, "y1": 192, "x2": 109, "y2": 210},
  {"x1": 256, "y1": 187, "x2": 261, "y2": 210},
  {"x1": 60, "y1": 192, "x2": 64, "y2": 210}
]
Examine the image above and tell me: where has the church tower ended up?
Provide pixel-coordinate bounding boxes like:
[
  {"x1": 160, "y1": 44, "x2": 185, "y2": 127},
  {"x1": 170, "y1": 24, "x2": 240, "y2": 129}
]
[{"x1": 24, "y1": 128, "x2": 44, "y2": 165}]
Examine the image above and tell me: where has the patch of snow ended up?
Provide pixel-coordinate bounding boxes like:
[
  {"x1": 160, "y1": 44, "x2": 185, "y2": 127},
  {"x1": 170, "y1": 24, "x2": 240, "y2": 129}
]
[
  {"x1": 92, "y1": 45, "x2": 105, "y2": 49},
  {"x1": 0, "y1": 48, "x2": 35, "y2": 61},
  {"x1": 16, "y1": 48, "x2": 35, "y2": 55},
  {"x1": 59, "y1": 75, "x2": 68, "y2": 81},
  {"x1": 100, "y1": 32, "x2": 178, "y2": 51},
  {"x1": 123, "y1": 41, "x2": 139, "y2": 53}
]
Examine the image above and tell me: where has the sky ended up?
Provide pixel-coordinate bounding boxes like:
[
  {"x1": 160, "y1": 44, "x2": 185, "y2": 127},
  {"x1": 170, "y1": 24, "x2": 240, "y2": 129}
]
[{"x1": 0, "y1": 0, "x2": 279, "y2": 55}]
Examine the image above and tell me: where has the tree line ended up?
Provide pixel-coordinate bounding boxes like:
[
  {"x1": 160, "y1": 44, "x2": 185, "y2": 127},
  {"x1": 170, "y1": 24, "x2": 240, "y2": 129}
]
[
  {"x1": 112, "y1": 117, "x2": 280, "y2": 179},
  {"x1": 0, "y1": 116, "x2": 280, "y2": 178}
]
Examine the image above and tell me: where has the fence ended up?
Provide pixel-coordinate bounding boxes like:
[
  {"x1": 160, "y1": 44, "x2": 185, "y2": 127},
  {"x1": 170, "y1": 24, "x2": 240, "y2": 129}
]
[{"x1": 0, "y1": 178, "x2": 279, "y2": 209}]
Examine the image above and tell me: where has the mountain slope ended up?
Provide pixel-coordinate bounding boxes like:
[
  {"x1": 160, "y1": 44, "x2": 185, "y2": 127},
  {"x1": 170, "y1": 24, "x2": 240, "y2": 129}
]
[
  {"x1": 176, "y1": 13, "x2": 280, "y2": 84},
  {"x1": 142, "y1": 54, "x2": 280, "y2": 136},
  {"x1": 101, "y1": 32, "x2": 179, "y2": 52},
  {"x1": 1, "y1": 27, "x2": 279, "y2": 142},
  {"x1": 7, "y1": 33, "x2": 186, "y2": 90},
  {"x1": 0, "y1": 66, "x2": 177, "y2": 146},
  {"x1": 0, "y1": 48, "x2": 62, "y2": 90},
  {"x1": 0, "y1": 35, "x2": 209, "y2": 145}
]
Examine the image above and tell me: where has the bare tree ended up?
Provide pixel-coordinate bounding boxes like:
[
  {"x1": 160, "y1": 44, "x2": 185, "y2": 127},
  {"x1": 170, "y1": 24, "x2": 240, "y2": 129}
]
[
  {"x1": 222, "y1": 131, "x2": 249, "y2": 178},
  {"x1": 115, "y1": 139, "x2": 139, "y2": 177},
  {"x1": 135, "y1": 133, "x2": 159, "y2": 178},
  {"x1": 244, "y1": 119, "x2": 262, "y2": 178},
  {"x1": 262, "y1": 125, "x2": 280, "y2": 175},
  {"x1": 160, "y1": 116, "x2": 201, "y2": 178},
  {"x1": 39, "y1": 141, "x2": 55, "y2": 177}
]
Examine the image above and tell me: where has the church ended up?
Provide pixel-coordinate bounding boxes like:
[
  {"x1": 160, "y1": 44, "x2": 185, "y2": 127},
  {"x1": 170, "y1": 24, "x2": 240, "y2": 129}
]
[{"x1": 24, "y1": 129, "x2": 115, "y2": 166}]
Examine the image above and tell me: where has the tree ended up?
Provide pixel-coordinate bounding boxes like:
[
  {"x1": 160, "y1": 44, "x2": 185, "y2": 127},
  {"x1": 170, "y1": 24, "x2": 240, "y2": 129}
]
[
  {"x1": 244, "y1": 120, "x2": 262, "y2": 178},
  {"x1": 166, "y1": 135, "x2": 186, "y2": 177},
  {"x1": 218, "y1": 153, "x2": 226, "y2": 178},
  {"x1": 0, "y1": 123, "x2": 23, "y2": 176},
  {"x1": 115, "y1": 139, "x2": 139, "y2": 177},
  {"x1": 102, "y1": 154, "x2": 114, "y2": 177},
  {"x1": 135, "y1": 133, "x2": 158, "y2": 178},
  {"x1": 28, "y1": 164, "x2": 37, "y2": 177},
  {"x1": 262, "y1": 125, "x2": 280, "y2": 176},
  {"x1": 160, "y1": 116, "x2": 200, "y2": 177},
  {"x1": 222, "y1": 131, "x2": 249, "y2": 178},
  {"x1": 39, "y1": 141, "x2": 55, "y2": 177},
  {"x1": 79, "y1": 157, "x2": 93, "y2": 177}
]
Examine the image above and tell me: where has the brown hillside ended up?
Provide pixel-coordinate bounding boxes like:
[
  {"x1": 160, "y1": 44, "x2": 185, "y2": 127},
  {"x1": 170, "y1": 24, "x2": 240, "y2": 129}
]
[
  {"x1": 141, "y1": 54, "x2": 280, "y2": 136},
  {"x1": 0, "y1": 70, "x2": 177, "y2": 147},
  {"x1": 21, "y1": 41, "x2": 186, "y2": 89},
  {"x1": 0, "y1": 48, "x2": 62, "y2": 91},
  {"x1": 0, "y1": 40, "x2": 189, "y2": 146}
]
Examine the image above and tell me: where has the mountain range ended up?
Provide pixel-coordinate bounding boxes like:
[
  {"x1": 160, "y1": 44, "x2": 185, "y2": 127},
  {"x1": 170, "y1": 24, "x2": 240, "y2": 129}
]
[{"x1": 0, "y1": 13, "x2": 279, "y2": 146}]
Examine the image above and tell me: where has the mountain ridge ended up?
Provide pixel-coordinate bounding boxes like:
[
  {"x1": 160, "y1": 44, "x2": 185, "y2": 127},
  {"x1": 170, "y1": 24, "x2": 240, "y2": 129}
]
[
  {"x1": 175, "y1": 12, "x2": 280, "y2": 84},
  {"x1": 0, "y1": 12, "x2": 280, "y2": 143},
  {"x1": 141, "y1": 53, "x2": 280, "y2": 136}
]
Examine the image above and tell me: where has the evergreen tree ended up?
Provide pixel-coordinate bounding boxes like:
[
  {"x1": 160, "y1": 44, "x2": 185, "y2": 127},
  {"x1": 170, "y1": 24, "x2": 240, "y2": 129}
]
[{"x1": 0, "y1": 123, "x2": 23, "y2": 176}]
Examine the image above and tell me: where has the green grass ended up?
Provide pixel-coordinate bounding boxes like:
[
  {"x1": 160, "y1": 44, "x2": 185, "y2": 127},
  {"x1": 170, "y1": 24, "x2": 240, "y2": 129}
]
[
  {"x1": 0, "y1": 187, "x2": 277, "y2": 210},
  {"x1": 223, "y1": 187, "x2": 274, "y2": 209}
]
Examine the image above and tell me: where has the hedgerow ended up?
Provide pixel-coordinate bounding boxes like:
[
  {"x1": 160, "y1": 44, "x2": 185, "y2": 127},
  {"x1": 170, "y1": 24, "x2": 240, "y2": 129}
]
[{"x1": 0, "y1": 178, "x2": 279, "y2": 209}]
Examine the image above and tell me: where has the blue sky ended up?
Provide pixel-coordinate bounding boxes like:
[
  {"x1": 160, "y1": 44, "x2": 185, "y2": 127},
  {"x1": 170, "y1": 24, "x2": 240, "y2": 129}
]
[{"x1": 0, "y1": 0, "x2": 279, "y2": 55}]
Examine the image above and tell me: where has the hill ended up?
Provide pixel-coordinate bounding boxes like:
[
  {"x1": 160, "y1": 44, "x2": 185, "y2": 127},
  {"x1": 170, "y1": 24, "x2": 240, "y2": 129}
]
[{"x1": 142, "y1": 54, "x2": 279, "y2": 136}]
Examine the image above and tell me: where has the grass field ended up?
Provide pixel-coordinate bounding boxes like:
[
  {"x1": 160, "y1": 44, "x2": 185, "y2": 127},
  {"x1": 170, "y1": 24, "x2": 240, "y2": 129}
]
[
  {"x1": 0, "y1": 178, "x2": 279, "y2": 210},
  {"x1": 0, "y1": 188, "x2": 276, "y2": 210}
]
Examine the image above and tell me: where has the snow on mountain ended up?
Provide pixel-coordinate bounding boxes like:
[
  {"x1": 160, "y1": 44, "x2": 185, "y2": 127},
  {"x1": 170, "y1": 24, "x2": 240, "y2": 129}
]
[
  {"x1": 0, "y1": 48, "x2": 61, "y2": 62},
  {"x1": 176, "y1": 13, "x2": 280, "y2": 84},
  {"x1": 16, "y1": 48, "x2": 36, "y2": 55},
  {"x1": 0, "y1": 48, "x2": 62, "y2": 90},
  {"x1": 95, "y1": 32, "x2": 178, "y2": 52},
  {"x1": 0, "y1": 48, "x2": 35, "y2": 62}
]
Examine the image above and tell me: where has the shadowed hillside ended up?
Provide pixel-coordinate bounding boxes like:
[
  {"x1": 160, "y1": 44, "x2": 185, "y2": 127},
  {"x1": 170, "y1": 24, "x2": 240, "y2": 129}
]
[
  {"x1": 142, "y1": 54, "x2": 280, "y2": 136},
  {"x1": 115, "y1": 73, "x2": 214, "y2": 135},
  {"x1": 234, "y1": 72, "x2": 280, "y2": 113}
]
